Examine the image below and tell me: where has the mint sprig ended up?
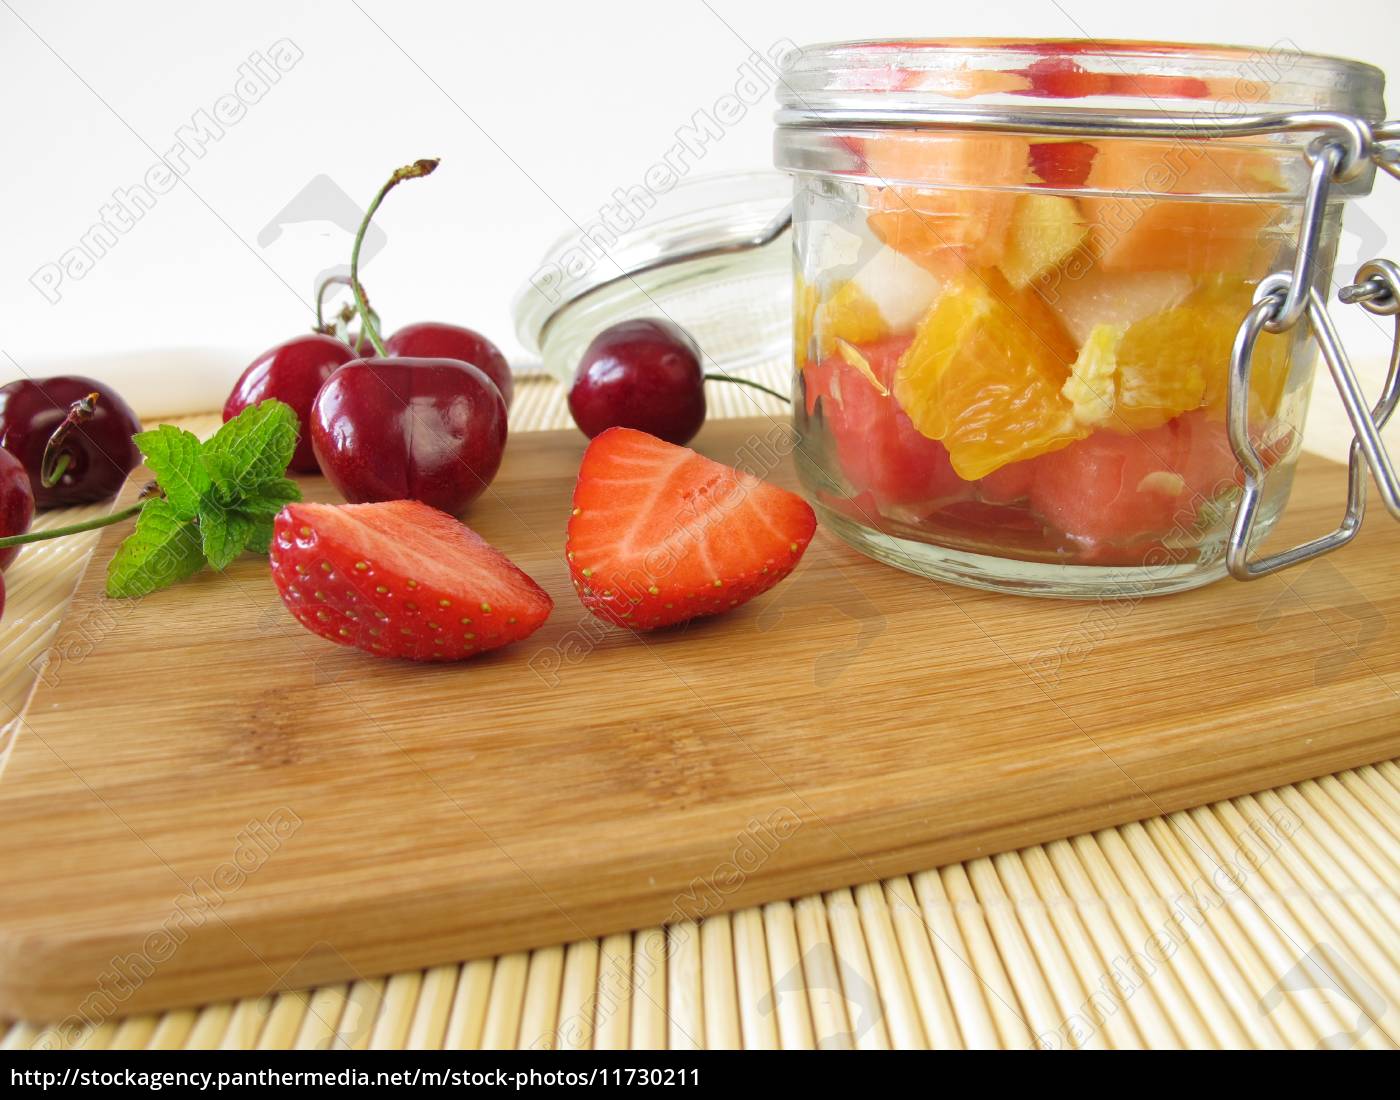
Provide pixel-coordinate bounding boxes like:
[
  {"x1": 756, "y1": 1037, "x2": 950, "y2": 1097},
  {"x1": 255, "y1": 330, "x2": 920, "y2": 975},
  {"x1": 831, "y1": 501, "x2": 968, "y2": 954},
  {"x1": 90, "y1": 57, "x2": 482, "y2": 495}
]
[{"x1": 104, "y1": 399, "x2": 303, "y2": 598}]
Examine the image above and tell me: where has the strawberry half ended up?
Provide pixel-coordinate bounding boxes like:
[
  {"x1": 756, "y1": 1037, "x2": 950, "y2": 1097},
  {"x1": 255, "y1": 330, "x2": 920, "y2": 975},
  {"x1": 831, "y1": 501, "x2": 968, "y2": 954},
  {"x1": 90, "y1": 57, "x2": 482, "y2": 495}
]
[
  {"x1": 566, "y1": 427, "x2": 817, "y2": 631},
  {"x1": 269, "y1": 500, "x2": 552, "y2": 661}
]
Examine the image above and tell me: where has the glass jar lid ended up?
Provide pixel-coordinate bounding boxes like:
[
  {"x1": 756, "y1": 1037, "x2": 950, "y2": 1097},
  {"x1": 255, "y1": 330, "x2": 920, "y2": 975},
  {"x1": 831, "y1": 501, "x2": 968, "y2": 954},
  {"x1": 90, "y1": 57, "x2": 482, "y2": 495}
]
[
  {"x1": 512, "y1": 172, "x2": 792, "y2": 385},
  {"x1": 776, "y1": 38, "x2": 1385, "y2": 118}
]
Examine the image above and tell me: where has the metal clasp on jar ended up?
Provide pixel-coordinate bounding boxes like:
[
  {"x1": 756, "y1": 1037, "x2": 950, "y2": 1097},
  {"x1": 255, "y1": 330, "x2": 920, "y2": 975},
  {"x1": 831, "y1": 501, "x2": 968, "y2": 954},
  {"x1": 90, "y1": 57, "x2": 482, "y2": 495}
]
[{"x1": 1226, "y1": 125, "x2": 1400, "y2": 580}]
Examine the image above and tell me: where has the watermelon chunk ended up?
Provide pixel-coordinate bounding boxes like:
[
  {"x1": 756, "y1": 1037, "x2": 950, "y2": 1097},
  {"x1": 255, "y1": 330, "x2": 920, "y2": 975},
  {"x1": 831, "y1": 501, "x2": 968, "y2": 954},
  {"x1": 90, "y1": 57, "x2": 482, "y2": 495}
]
[
  {"x1": 1028, "y1": 411, "x2": 1242, "y2": 547},
  {"x1": 808, "y1": 335, "x2": 972, "y2": 511}
]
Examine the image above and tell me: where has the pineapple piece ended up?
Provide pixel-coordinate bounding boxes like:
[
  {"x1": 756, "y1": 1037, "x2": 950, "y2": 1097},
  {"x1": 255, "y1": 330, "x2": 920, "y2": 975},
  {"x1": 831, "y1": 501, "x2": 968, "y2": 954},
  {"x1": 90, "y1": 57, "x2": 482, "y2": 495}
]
[{"x1": 999, "y1": 194, "x2": 1088, "y2": 289}]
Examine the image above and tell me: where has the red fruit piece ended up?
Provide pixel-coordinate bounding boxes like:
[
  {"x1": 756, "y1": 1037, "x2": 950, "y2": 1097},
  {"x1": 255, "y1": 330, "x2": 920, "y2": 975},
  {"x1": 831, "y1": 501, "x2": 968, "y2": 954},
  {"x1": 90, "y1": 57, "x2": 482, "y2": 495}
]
[
  {"x1": 310, "y1": 357, "x2": 507, "y2": 516},
  {"x1": 269, "y1": 500, "x2": 552, "y2": 662},
  {"x1": 1018, "y1": 56, "x2": 1113, "y2": 99},
  {"x1": 383, "y1": 322, "x2": 514, "y2": 409},
  {"x1": 1028, "y1": 411, "x2": 1249, "y2": 548},
  {"x1": 567, "y1": 318, "x2": 706, "y2": 445},
  {"x1": 0, "y1": 445, "x2": 35, "y2": 571},
  {"x1": 567, "y1": 428, "x2": 817, "y2": 631},
  {"x1": 225, "y1": 333, "x2": 356, "y2": 473},
  {"x1": 1028, "y1": 424, "x2": 1187, "y2": 547},
  {"x1": 0, "y1": 376, "x2": 141, "y2": 507},
  {"x1": 978, "y1": 459, "x2": 1037, "y2": 505},
  {"x1": 809, "y1": 336, "x2": 971, "y2": 511},
  {"x1": 1028, "y1": 141, "x2": 1099, "y2": 188}
]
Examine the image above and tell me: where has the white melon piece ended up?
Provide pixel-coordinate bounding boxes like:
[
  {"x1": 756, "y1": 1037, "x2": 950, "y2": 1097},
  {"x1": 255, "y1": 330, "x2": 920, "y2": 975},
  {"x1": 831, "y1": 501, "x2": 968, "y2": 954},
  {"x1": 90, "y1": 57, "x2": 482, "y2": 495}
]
[
  {"x1": 1045, "y1": 269, "x2": 1193, "y2": 347},
  {"x1": 850, "y1": 244, "x2": 945, "y2": 332}
]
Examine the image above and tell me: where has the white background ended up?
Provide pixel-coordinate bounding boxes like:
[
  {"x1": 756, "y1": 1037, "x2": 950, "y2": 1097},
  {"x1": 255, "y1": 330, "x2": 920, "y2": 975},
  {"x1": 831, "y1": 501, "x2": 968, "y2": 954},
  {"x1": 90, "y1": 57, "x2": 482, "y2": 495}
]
[{"x1": 2, "y1": 0, "x2": 1398, "y2": 450}]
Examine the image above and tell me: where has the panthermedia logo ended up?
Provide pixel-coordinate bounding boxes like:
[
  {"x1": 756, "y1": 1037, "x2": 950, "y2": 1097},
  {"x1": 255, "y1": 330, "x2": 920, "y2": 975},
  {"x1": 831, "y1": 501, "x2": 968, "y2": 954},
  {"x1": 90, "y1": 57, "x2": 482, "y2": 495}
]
[{"x1": 258, "y1": 175, "x2": 387, "y2": 300}]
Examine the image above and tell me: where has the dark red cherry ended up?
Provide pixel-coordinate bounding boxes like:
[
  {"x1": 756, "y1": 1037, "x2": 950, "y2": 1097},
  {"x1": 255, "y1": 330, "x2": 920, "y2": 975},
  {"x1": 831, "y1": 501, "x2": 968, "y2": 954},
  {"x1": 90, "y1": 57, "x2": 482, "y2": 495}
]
[
  {"x1": 225, "y1": 333, "x2": 357, "y2": 473},
  {"x1": 568, "y1": 319, "x2": 706, "y2": 445},
  {"x1": 0, "y1": 376, "x2": 141, "y2": 508},
  {"x1": 310, "y1": 357, "x2": 507, "y2": 515},
  {"x1": 344, "y1": 332, "x2": 380, "y2": 358},
  {"x1": 0, "y1": 445, "x2": 34, "y2": 571},
  {"x1": 383, "y1": 322, "x2": 513, "y2": 409}
]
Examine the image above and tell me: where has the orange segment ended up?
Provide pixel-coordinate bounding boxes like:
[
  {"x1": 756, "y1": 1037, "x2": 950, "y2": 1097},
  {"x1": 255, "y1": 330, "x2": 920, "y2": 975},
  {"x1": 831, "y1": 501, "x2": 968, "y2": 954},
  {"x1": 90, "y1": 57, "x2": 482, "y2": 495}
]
[
  {"x1": 817, "y1": 279, "x2": 889, "y2": 355},
  {"x1": 1062, "y1": 276, "x2": 1293, "y2": 431},
  {"x1": 894, "y1": 270, "x2": 1086, "y2": 480},
  {"x1": 1080, "y1": 141, "x2": 1285, "y2": 276},
  {"x1": 862, "y1": 134, "x2": 1031, "y2": 275},
  {"x1": 1190, "y1": 277, "x2": 1293, "y2": 416},
  {"x1": 1063, "y1": 321, "x2": 1207, "y2": 433}
]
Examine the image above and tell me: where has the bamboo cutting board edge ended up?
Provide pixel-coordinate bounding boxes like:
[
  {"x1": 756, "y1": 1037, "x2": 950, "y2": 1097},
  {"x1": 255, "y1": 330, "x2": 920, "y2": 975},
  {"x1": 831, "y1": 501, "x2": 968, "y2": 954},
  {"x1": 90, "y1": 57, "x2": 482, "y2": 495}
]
[{"x1": 0, "y1": 421, "x2": 1397, "y2": 1020}]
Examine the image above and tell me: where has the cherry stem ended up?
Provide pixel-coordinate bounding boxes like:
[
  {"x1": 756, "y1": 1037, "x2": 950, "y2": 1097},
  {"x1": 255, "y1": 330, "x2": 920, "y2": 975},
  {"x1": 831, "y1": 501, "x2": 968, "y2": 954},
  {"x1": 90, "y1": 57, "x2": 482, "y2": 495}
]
[
  {"x1": 41, "y1": 392, "x2": 99, "y2": 488},
  {"x1": 0, "y1": 500, "x2": 145, "y2": 548},
  {"x1": 704, "y1": 373, "x2": 790, "y2": 404},
  {"x1": 313, "y1": 275, "x2": 353, "y2": 333},
  {"x1": 315, "y1": 276, "x2": 381, "y2": 350},
  {"x1": 350, "y1": 158, "x2": 440, "y2": 357}
]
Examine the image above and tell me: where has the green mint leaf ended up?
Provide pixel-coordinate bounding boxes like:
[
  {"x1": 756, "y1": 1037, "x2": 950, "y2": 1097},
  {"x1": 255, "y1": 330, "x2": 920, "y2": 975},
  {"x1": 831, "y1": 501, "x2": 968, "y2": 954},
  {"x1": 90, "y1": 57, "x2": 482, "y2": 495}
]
[
  {"x1": 242, "y1": 476, "x2": 301, "y2": 518},
  {"x1": 133, "y1": 424, "x2": 209, "y2": 520},
  {"x1": 199, "y1": 499, "x2": 256, "y2": 572},
  {"x1": 200, "y1": 399, "x2": 299, "y2": 501},
  {"x1": 245, "y1": 515, "x2": 276, "y2": 555},
  {"x1": 105, "y1": 499, "x2": 205, "y2": 598}
]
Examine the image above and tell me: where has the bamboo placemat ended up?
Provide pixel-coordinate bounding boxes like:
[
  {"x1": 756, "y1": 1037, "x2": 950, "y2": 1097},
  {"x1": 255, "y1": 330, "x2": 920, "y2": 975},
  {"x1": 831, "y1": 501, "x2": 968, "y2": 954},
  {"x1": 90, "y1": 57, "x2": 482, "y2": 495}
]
[{"x1": 1, "y1": 373, "x2": 1397, "y2": 1050}]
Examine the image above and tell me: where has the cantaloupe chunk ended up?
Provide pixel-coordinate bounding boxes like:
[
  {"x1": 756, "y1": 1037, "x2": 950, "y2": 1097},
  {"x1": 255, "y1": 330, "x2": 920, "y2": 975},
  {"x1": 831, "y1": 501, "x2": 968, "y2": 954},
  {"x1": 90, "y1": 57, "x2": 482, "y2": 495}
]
[
  {"x1": 1080, "y1": 141, "x2": 1284, "y2": 276},
  {"x1": 860, "y1": 134, "x2": 1031, "y2": 275}
]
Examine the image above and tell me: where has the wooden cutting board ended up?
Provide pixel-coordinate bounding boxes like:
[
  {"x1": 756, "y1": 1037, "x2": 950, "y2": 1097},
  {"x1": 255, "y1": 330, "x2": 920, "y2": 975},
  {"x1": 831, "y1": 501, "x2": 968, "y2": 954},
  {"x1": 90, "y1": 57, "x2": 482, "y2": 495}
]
[{"x1": 2, "y1": 417, "x2": 1397, "y2": 1020}]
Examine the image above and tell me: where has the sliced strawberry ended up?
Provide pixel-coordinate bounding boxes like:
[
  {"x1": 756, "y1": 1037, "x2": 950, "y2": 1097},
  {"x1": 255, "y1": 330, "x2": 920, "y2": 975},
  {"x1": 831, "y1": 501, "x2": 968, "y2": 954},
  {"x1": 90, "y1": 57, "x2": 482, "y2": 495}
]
[
  {"x1": 269, "y1": 500, "x2": 552, "y2": 661},
  {"x1": 566, "y1": 428, "x2": 817, "y2": 631}
]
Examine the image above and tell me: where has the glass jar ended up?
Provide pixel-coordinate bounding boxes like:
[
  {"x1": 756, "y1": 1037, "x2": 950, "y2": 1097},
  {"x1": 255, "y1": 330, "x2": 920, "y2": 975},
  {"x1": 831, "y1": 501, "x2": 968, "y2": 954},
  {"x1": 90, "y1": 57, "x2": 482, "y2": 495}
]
[{"x1": 774, "y1": 39, "x2": 1390, "y2": 596}]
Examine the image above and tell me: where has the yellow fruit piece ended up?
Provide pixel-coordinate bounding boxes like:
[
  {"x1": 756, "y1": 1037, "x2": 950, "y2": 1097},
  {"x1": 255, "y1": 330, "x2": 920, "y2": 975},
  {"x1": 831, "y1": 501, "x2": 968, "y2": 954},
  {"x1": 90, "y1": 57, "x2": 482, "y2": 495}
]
[
  {"x1": 818, "y1": 280, "x2": 889, "y2": 356},
  {"x1": 835, "y1": 338, "x2": 889, "y2": 396},
  {"x1": 1190, "y1": 277, "x2": 1293, "y2": 416},
  {"x1": 794, "y1": 272, "x2": 818, "y2": 368},
  {"x1": 894, "y1": 271, "x2": 1086, "y2": 479},
  {"x1": 999, "y1": 194, "x2": 1088, "y2": 289}
]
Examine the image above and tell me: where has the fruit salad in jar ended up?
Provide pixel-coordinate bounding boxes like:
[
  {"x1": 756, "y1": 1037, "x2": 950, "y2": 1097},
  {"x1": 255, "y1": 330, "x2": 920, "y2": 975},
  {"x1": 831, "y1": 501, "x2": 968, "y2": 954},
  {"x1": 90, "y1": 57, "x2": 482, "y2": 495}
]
[{"x1": 775, "y1": 37, "x2": 1369, "y2": 596}]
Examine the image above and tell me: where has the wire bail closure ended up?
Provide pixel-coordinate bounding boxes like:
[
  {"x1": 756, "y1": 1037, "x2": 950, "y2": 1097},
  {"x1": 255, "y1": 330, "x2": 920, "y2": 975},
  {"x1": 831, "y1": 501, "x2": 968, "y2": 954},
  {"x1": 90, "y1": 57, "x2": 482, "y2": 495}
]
[{"x1": 1226, "y1": 123, "x2": 1400, "y2": 579}]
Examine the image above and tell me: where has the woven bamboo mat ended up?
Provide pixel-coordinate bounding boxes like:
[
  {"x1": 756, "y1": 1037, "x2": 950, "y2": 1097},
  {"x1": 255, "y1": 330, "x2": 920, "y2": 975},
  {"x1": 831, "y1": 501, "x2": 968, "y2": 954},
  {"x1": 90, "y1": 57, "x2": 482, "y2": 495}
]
[{"x1": 1, "y1": 373, "x2": 1397, "y2": 1050}]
